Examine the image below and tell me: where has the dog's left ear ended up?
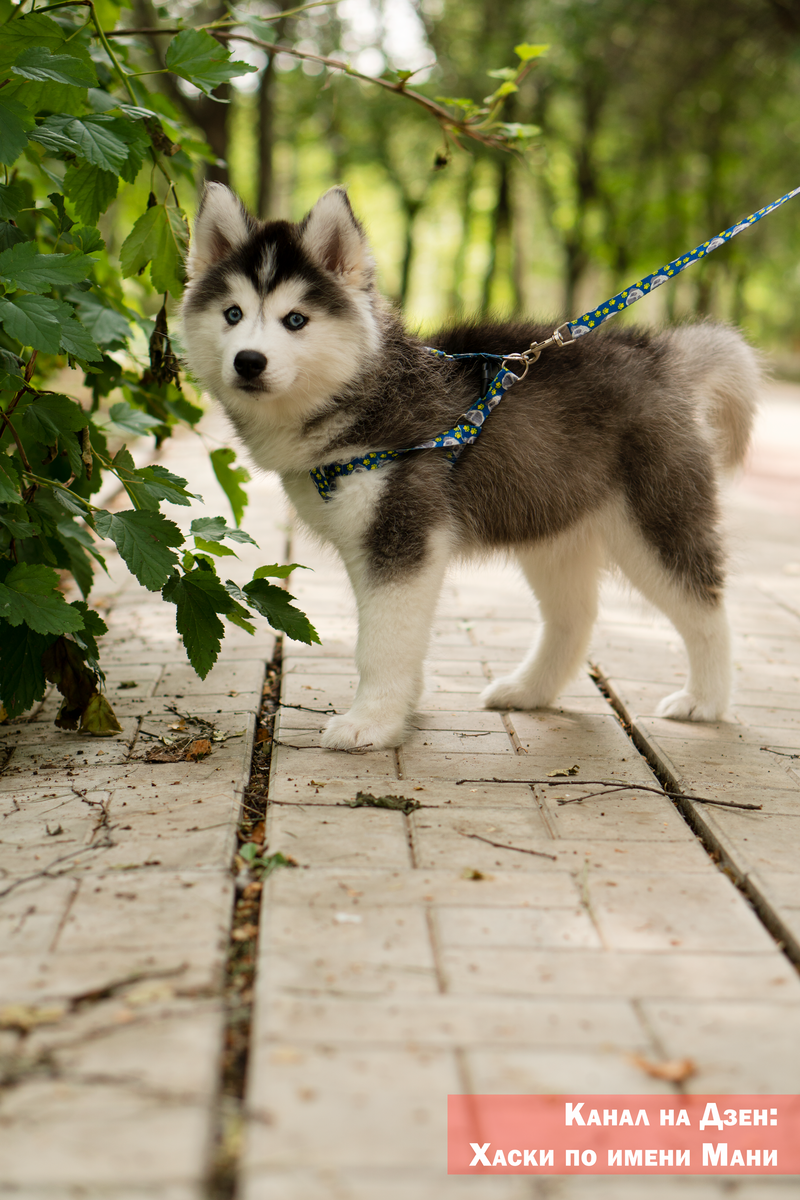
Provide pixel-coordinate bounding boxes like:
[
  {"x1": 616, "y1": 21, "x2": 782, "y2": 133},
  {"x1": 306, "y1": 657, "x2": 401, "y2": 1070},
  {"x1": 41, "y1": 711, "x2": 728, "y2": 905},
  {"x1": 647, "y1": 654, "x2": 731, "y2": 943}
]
[
  {"x1": 188, "y1": 182, "x2": 255, "y2": 278},
  {"x1": 299, "y1": 188, "x2": 375, "y2": 287}
]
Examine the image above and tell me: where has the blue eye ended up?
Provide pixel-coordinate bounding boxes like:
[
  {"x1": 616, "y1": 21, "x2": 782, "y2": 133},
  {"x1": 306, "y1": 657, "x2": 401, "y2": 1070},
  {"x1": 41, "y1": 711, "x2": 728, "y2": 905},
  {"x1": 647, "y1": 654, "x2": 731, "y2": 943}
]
[
  {"x1": 224, "y1": 306, "x2": 242, "y2": 325},
  {"x1": 284, "y1": 311, "x2": 308, "y2": 330}
]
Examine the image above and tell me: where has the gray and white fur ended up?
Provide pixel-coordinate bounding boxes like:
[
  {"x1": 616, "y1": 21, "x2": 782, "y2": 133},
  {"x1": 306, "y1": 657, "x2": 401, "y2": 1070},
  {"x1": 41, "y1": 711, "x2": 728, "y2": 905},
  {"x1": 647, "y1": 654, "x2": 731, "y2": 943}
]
[{"x1": 181, "y1": 184, "x2": 759, "y2": 751}]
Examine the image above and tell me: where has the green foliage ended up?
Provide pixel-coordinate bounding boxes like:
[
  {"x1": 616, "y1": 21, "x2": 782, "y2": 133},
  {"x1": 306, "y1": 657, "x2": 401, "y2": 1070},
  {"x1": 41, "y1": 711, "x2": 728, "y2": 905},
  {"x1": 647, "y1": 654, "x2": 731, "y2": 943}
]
[
  {"x1": 210, "y1": 447, "x2": 250, "y2": 527},
  {"x1": 0, "y1": 2, "x2": 314, "y2": 729},
  {"x1": 238, "y1": 841, "x2": 297, "y2": 880},
  {"x1": 164, "y1": 29, "x2": 257, "y2": 99}
]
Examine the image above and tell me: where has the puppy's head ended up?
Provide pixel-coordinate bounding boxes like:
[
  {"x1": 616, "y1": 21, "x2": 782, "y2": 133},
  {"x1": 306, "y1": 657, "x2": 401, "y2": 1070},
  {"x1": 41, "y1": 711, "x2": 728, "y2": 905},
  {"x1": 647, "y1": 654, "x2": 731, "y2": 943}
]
[{"x1": 181, "y1": 185, "x2": 380, "y2": 422}]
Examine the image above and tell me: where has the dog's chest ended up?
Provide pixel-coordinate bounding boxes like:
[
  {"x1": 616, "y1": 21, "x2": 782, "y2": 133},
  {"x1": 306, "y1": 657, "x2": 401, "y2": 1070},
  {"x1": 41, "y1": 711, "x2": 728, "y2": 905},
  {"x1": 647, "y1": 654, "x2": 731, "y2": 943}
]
[{"x1": 281, "y1": 467, "x2": 390, "y2": 555}]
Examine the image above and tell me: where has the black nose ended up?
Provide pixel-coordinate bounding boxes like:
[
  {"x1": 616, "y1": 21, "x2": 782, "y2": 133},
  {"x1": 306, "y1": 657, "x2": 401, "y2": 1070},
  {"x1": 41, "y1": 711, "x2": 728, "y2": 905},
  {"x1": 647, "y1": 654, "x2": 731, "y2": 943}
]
[{"x1": 234, "y1": 350, "x2": 267, "y2": 380}]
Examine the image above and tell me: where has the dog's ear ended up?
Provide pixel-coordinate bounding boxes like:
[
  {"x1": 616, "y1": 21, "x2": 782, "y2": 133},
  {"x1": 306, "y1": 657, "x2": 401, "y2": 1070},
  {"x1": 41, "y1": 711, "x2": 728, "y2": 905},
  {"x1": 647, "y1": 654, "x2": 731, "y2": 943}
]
[
  {"x1": 188, "y1": 183, "x2": 254, "y2": 277},
  {"x1": 299, "y1": 187, "x2": 375, "y2": 287}
]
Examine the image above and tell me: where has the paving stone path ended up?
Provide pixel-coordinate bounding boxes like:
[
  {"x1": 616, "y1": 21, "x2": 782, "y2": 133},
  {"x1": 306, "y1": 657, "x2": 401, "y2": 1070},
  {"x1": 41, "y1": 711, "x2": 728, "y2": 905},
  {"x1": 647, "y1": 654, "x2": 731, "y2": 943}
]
[{"x1": 1, "y1": 385, "x2": 799, "y2": 1200}]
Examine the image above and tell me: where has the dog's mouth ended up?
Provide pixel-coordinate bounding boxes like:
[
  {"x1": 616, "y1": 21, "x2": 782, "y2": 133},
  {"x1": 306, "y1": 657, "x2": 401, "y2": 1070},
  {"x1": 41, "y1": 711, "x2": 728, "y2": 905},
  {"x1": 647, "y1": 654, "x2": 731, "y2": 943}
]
[{"x1": 236, "y1": 380, "x2": 271, "y2": 396}]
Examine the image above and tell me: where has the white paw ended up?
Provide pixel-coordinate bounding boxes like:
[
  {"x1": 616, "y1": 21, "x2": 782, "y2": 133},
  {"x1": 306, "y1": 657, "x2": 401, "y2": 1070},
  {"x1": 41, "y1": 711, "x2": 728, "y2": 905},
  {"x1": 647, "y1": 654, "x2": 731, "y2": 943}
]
[
  {"x1": 655, "y1": 689, "x2": 723, "y2": 722},
  {"x1": 321, "y1": 711, "x2": 406, "y2": 751},
  {"x1": 480, "y1": 675, "x2": 554, "y2": 712}
]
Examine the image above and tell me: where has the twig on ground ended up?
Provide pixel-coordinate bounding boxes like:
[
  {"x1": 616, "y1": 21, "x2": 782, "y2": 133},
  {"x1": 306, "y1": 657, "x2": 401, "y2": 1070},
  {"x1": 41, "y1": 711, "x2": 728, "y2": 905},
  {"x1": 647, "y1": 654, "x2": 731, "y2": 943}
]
[
  {"x1": 458, "y1": 831, "x2": 557, "y2": 861},
  {"x1": 454, "y1": 778, "x2": 762, "y2": 811}
]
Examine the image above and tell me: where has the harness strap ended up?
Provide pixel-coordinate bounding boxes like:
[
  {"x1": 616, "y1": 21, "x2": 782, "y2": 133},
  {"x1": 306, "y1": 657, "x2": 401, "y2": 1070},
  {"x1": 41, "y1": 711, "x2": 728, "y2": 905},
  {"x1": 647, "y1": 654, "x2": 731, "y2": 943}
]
[{"x1": 309, "y1": 353, "x2": 519, "y2": 502}]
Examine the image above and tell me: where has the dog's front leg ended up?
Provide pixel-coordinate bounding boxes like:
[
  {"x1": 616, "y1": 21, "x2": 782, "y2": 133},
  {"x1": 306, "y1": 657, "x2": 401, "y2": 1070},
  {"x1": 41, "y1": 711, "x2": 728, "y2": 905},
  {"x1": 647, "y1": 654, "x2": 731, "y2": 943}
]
[{"x1": 321, "y1": 531, "x2": 450, "y2": 751}]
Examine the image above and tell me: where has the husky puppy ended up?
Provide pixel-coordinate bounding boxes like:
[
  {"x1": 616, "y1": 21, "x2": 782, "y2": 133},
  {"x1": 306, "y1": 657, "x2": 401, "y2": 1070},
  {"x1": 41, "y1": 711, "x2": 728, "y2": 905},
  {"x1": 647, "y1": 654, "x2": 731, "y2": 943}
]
[{"x1": 181, "y1": 184, "x2": 759, "y2": 751}]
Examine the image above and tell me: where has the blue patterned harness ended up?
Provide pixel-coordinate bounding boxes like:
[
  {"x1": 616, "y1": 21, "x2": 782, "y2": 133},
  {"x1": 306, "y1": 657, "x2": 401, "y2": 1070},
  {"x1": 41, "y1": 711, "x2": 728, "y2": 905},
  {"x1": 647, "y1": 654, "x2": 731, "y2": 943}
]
[
  {"x1": 309, "y1": 351, "x2": 519, "y2": 502},
  {"x1": 310, "y1": 183, "x2": 800, "y2": 502}
]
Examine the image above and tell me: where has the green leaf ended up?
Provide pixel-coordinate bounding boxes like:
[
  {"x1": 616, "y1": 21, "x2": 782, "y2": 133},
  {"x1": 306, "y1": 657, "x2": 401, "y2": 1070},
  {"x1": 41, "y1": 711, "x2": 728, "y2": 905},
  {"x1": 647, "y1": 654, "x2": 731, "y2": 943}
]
[
  {"x1": 63, "y1": 162, "x2": 119, "y2": 226},
  {"x1": 107, "y1": 401, "x2": 162, "y2": 436},
  {"x1": 0, "y1": 455, "x2": 21, "y2": 504},
  {"x1": 165, "y1": 29, "x2": 258, "y2": 98},
  {"x1": 240, "y1": 578, "x2": 320, "y2": 644},
  {"x1": 497, "y1": 122, "x2": 541, "y2": 141},
  {"x1": 194, "y1": 537, "x2": 237, "y2": 557},
  {"x1": 30, "y1": 114, "x2": 82, "y2": 157},
  {"x1": 484, "y1": 82, "x2": 518, "y2": 103},
  {"x1": 67, "y1": 117, "x2": 129, "y2": 173},
  {"x1": 210, "y1": 447, "x2": 250, "y2": 526},
  {"x1": 0, "y1": 96, "x2": 34, "y2": 166},
  {"x1": 120, "y1": 204, "x2": 188, "y2": 296},
  {"x1": 0, "y1": 184, "x2": 26, "y2": 220},
  {"x1": 71, "y1": 600, "x2": 108, "y2": 668},
  {"x1": 0, "y1": 222, "x2": 28, "y2": 255},
  {"x1": 0, "y1": 563, "x2": 86, "y2": 635},
  {"x1": 19, "y1": 393, "x2": 88, "y2": 445},
  {"x1": 112, "y1": 454, "x2": 197, "y2": 509},
  {"x1": 0, "y1": 511, "x2": 38, "y2": 539},
  {"x1": 0, "y1": 618, "x2": 52, "y2": 717},
  {"x1": 190, "y1": 515, "x2": 258, "y2": 546},
  {"x1": 487, "y1": 68, "x2": 518, "y2": 81},
  {"x1": 57, "y1": 520, "x2": 103, "y2": 597},
  {"x1": 118, "y1": 209, "x2": 160, "y2": 281},
  {"x1": 150, "y1": 207, "x2": 188, "y2": 295},
  {"x1": 162, "y1": 567, "x2": 238, "y2": 677},
  {"x1": 11, "y1": 45, "x2": 97, "y2": 88},
  {"x1": 0, "y1": 242, "x2": 95, "y2": 294},
  {"x1": 0, "y1": 295, "x2": 63, "y2": 353},
  {"x1": 514, "y1": 42, "x2": 550, "y2": 60},
  {"x1": 60, "y1": 315, "x2": 103, "y2": 362},
  {"x1": 0, "y1": 13, "x2": 68, "y2": 70},
  {"x1": 163, "y1": 391, "x2": 204, "y2": 426},
  {"x1": 252, "y1": 562, "x2": 307, "y2": 580},
  {"x1": 68, "y1": 292, "x2": 131, "y2": 348},
  {"x1": 94, "y1": 509, "x2": 183, "y2": 591}
]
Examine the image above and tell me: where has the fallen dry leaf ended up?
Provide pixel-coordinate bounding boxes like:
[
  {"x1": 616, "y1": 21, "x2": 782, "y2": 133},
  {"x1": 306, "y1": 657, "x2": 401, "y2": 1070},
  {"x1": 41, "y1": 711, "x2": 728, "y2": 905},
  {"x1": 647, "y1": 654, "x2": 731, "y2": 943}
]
[
  {"x1": 0, "y1": 1003, "x2": 67, "y2": 1031},
  {"x1": 232, "y1": 924, "x2": 259, "y2": 942},
  {"x1": 185, "y1": 738, "x2": 212, "y2": 759},
  {"x1": 630, "y1": 1054, "x2": 696, "y2": 1083},
  {"x1": 125, "y1": 981, "x2": 175, "y2": 1007}
]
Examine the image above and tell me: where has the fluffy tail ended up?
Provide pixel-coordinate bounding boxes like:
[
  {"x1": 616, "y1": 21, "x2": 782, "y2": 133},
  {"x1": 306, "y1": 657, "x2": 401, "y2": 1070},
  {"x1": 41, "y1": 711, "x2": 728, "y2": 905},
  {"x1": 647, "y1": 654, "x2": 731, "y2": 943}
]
[{"x1": 666, "y1": 323, "x2": 760, "y2": 473}]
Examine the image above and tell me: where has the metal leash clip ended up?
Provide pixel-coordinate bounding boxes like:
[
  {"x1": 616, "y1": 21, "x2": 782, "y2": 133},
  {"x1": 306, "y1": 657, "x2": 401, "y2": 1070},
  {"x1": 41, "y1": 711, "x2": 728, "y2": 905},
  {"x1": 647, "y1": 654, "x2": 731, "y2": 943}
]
[{"x1": 502, "y1": 322, "x2": 575, "y2": 382}]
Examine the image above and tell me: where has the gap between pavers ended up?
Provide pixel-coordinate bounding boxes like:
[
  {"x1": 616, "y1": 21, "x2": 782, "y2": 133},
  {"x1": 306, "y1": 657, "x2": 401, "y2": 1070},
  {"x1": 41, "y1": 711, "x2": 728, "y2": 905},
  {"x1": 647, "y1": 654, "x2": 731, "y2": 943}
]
[{"x1": 0, "y1": 437, "x2": 289, "y2": 1196}]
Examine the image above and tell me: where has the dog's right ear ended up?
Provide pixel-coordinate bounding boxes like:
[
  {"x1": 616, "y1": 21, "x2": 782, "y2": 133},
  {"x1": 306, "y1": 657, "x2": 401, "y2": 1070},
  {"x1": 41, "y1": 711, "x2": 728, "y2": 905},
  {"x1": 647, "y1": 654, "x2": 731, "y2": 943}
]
[{"x1": 187, "y1": 183, "x2": 254, "y2": 277}]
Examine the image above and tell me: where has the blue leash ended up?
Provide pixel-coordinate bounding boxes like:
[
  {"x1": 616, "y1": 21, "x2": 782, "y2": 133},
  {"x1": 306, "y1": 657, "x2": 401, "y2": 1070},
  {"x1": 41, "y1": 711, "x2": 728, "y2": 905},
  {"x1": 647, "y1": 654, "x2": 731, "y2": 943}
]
[{"x1": 310, "y1": 184, "x2": 800, "y2": 501}]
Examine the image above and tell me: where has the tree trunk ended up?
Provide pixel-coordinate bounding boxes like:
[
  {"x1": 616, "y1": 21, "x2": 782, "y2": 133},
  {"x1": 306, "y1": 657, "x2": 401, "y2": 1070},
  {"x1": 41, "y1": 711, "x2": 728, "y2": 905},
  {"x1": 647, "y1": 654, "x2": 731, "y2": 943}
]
[
  {"x1": 399, "y1": 197, "x2": 423, "y2": 309},
  {"x1": 257, "y1": 58, "x2": 278, "y2": 217},
  {"x1": 448, "y1": 160, "x2": 476, "y2": 315},
  {"x1": 480, "y1": 158, "x2": 511, "y2": 316}
]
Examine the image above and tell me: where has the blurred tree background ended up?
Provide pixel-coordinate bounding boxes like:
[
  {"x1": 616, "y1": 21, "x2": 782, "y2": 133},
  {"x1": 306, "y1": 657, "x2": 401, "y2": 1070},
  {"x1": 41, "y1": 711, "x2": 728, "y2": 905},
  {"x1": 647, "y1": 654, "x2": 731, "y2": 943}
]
[{"x1": 133, "y1": 0, "x2": 800, "y2": 363}]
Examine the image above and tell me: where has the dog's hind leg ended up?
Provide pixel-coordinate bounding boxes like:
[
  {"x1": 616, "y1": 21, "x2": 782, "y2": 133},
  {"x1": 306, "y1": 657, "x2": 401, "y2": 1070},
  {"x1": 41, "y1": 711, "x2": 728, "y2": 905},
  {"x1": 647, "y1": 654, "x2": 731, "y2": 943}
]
[
  {"x1": 321, "y1": 528, "x2": 451, "y2": 751},
  {"x1": 607, "y1": 516, "x2": 732, "y2": 721},
  {"x1": 481, "y1": 530, "x2": 604, "y2": 712}
]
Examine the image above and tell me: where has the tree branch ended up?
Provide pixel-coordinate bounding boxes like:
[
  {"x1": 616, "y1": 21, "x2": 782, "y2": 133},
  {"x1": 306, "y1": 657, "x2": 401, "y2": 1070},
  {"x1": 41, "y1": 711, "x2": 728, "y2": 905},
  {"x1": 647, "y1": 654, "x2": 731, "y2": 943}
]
[{"x1": 105, "y1": 26, "x2": 528, "y2": 152}]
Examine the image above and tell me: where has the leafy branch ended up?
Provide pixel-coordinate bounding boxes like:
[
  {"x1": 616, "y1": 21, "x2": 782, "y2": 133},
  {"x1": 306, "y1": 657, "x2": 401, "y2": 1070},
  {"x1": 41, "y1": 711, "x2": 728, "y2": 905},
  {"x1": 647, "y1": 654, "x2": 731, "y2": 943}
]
[{"x1": 106, "y1": 24, "x2": 548, "y2": 152}]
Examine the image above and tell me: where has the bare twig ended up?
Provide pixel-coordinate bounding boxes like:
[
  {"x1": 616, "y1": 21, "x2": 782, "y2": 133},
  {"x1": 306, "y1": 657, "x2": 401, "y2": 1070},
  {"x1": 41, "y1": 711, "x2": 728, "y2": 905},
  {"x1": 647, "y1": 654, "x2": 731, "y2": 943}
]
[
  {"x1": 454, "y1": 777, "x2": 762, "y2": 812},
  {"x1": 459, "y1": 831, "x2": 557, "y2": 861},
  {"x1": 280, "y1": 703, "x2": 337, "y2": 715}
]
